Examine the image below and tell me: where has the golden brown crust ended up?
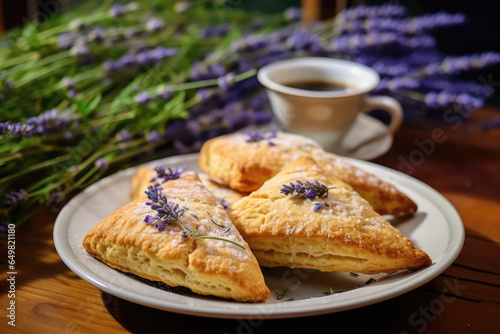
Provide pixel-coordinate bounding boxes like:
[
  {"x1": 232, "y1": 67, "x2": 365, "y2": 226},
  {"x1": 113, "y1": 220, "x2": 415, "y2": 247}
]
[
  {"x1": 130, "y1": 166, "x2": 247, "y2": 210},
  {"x1": 83, "y1": 173, "x2": 270, "y2": 302},
  {"x1": 229, "y1": 157, "x2": 431, "y2": 274},
  {"x1": 199, "y1": 132, "x2": 417, "y2": 216}
]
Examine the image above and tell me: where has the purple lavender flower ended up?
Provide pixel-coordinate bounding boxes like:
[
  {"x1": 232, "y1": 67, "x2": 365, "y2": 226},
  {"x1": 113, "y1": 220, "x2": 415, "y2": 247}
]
[
  {"x1": 313, "y1": 203, "x2": 324, "y2": 211},
  {"x1": 251, "y1": 18, "x2": 264, "y2": 31},
  {"x1": 284, "y1": 7, "x2": 302, "y2": 21},
  {"x1": 116, "y1": 129, "x2": 132, "y2": 142},
  {"x1": 135, "y1": 91, "x2": 151, "y2": 106},
  {"x1": 148, "y1": 46, "x2": 179, "y2": 64},
  {"x1": 70, "y1": 40, "x2": 91, "y2": 59},
  {"x1": 103, "y1": 59, "x2": 118, "y2": 73},
  {"x1": 150, "y1": 166, "x2": 187, "y2": 187},
  {"x1": 67, "y1": 89, "x2": 77, "y2": 98},
  {"x1": 0, "y1": 122, "x2": 19, "y2": 136},
  {"x1": 173, "y1": 140, "x2": 188, "y2": 154},
  {"x1": 20, "y1": 109, "x2": 71, "y2": 138},
  {"x1": 425, "y1": 52, "x2": 500, "y2": 75},
  {"x1": 156, "y1": 85, "x2": 173, "y2": 100},
  {"x1": 143, "y1": 185, "x2": 185, "y2": 231},
  {"x1": 340, "y1": 4, "x2": 406, "y2": 21},
  {"x1": 68, "y1": 19, "x2": 85, "y2": 31},
  {"x1": 88, "y1": 26, "x2": 106, "y2": 42},
  {"x1": 424, "y1": 91, "x2": 484, "y2": 110},
  {"x1": 200, "y1": 23, "x2": 230, "y2": 38},
  {"x1": 195, "y1": 88, "x2": 214, "y2": 101},
  {"x1": 217, "y1": 72, "x2": 236, "y2": 90},
  {"x1": 251, "y1": 111, "x2": 274, "y2": 125},
  {"x1": 95, "y1": 158, "x2": 109, "y2": 171},
  {"x1": 145, "y1": 17, "x2": 165, "y2": 33},
  {"x1": 47, "y1": 190, "x2": 64, "y2": 207},
  {"x1": 62, "y1": 77, "x2": 76, "y2": 89},
  {"x1": 146, "y1": 130, "x2": 161, "y2": 144},
  {"x1": 339, "y1": 12, "x2": 466, "y2": 35},
  {"x1": 57, "y1": 32, "x2": 75, "y2": 50},
  {"x1": 109, "y1": 4, "x2": 126, "y2": 18},
  {"x1": 330, "y1": 33, "x2": 435, "y2": 56},
  {"x1": 280, "y1": 180, "x2": 333, "y2": 199},
  {"x1": 190, "y1": 62, "x2": 207, "y2": 81},
  {"x1": 219, "y1": 199, "x2": 230, "y2": 210},
  {"x1": 186, "y1": 119, "x2": 202, "y2": 136},
  {"x1": 286, "y1": 29, "x2": 322, "y2": 52},
  {"x1": 136, "y1": 52, "x2": 152, "y2": 66},
  {"x1": 4, "y1": 189, "x2": 28, "y2": 208},
  {"x1": 244, "y1": 130, "x2": 277, "y2": 146}
]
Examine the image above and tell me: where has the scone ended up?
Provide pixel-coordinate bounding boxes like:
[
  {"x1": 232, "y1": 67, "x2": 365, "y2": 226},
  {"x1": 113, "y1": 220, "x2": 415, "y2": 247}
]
[
  {"x1": 131, "y1": 166, "x2": 247, "y2": 210},
  {"x1": 83, "y1": 173, "x2": 270, "y2": 302},
  {"x1": 229, "y1": 156, "x2": 431, "y2": 274},
  {"x1": 199, "y1": 131, "x2": 417, "y2": 216}
]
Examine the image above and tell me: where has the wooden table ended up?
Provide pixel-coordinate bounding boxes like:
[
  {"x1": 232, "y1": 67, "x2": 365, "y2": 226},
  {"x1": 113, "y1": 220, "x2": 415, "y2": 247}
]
[{"x1": 2, "y1": 107, "x2": 500, "y2": 334}]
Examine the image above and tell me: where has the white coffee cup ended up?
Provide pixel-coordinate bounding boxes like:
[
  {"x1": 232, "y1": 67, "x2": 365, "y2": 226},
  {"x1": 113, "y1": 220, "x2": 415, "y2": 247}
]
[{"x1": 257, "y1": 57, "x2": 402, "y2": 152}]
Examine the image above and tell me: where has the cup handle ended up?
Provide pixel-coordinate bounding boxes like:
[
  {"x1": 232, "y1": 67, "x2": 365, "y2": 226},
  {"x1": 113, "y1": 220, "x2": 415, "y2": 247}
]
[{"x1": 347, "y1": 95, "x2": 403, "y2": 152}]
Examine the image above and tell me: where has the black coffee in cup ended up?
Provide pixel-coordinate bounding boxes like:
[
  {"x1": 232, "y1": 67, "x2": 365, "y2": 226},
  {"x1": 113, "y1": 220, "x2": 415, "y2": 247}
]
[{"x1": 283, "y1": 79, "x2": 352, "y2": 92}]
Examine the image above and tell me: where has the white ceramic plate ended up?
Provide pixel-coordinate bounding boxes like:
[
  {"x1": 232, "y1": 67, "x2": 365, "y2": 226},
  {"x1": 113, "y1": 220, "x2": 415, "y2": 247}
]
[{"x1": 54, "y1": 153, "x2": 464, "y2": 319}]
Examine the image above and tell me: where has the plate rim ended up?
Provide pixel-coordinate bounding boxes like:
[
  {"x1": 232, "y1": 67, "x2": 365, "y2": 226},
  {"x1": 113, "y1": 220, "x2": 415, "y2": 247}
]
[{"x1": 54, "y1": 153, "x2": 464, "y2": 319}]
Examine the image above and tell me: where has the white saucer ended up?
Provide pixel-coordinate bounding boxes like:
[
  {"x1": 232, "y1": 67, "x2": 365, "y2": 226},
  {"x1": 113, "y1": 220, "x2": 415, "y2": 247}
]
[{"x1": 335, "y1": 113, "x2": 392, "y2": 160}]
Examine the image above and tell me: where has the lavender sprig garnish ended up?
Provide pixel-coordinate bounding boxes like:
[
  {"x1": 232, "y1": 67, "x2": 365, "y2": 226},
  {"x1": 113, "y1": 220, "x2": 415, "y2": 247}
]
[
  {"x1": 244, "y1": 130, "x2": 278, "y2": 146},
  {"x1": 150, "y1": 166, "x2": 187, "y2": 187},
  {"x1": 143, "y1": 186, "x2": 244, "y2": 249},
  {"x1": 144, "y1": 186, "x2": 186, "y2": 231},
  {"x1": 3, "y1": 189, "x2": 28, "y2": 209},
  {"x1": 281, "y1": 180, "x2": 333, "y2": 199},
  {"x1": 281, "y1": 180, "x2": 335, "y2": 211},
  {"x1": 219, "y1": 199, "x2": 230, "y2": 210}
]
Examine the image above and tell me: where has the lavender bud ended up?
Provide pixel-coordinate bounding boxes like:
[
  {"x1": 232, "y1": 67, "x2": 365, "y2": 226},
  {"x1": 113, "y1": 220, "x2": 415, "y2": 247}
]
[
  {"x1": 67, "y1": 88, "x2": 77, "y2": 98},
  {"x1": 95, "y1": 158, "x2": 109, "y2": 171},
  {"x1": 156, "y1": 85, "x2": 173, "y2": 100},
  {"x1": 109, "y1": 4, "x2": 126, "y2": 18},
  {"x1": 88, "y1": 26, "x2": 106, "y2": 42},
  {"x1": 70, "y1": 41, "x2": 91, "y2": 58},
  {"x1": 284, "y1": 7, "x2": 302, "y2": 21},
  {"x1": 146, "y1": 130, "x2": 161, "y2": 144},
  {"x1": 68, "y1": 19, "x2": 84, "y2": 31},
  {"x1": 135, "y1": 91, "x2": 151, "y2": 106},
  {"x1": 62, "y1": 77, "x2": 76, "y2": 89},
  {"x1": 145, "y1": 18, "x2": 165, "y2": 33},
  {"x1": 116, "y1": 129, "x2": 132, "y2": 142},
  {"x1": 4, "y1": 189, "x2": 28, "y2": 208},
  {"x1": 217, "y1": 72, "x2": 236, "y2": 90}
]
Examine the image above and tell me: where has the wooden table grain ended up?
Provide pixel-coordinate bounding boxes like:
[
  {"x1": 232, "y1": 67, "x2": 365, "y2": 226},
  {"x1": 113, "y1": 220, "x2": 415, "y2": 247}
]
[{"x1": 1, "y1": 107, "x2": 500, "y2": 334}]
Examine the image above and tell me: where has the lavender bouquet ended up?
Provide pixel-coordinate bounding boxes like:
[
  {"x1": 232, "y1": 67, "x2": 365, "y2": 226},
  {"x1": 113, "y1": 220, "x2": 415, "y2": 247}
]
[{"x1": 1, "y1": 1, "x2": 498, "y2": 231}]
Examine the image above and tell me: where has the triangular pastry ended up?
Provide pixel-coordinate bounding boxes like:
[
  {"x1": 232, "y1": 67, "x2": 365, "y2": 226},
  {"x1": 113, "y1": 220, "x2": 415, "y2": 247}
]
[
  {"x1": 199, "y1": 131, "x2": 417, "y2": 216},
  {"x1": 229, "y1": 157, "x2": 431, "y2": 274},
  {"x1": 83, "y1": 173, "x2": 270, "y2": 302},
  {"x1": 131, "y1": 166, "x2": 247, "y2": 210}
]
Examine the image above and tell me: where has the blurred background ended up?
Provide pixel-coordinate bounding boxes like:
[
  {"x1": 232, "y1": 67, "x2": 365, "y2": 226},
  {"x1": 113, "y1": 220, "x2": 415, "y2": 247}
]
[{"x1": 1, "y1": 0, "x2": 499, "y2": 103}]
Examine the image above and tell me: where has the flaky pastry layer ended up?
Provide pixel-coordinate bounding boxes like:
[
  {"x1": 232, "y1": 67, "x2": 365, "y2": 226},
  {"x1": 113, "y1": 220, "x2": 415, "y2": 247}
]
[
  {"x1": 199, "y1": 132, "x2": 417, "y2": 216},
  {"x1": 84, "y1": 173, "x2": 269, "y2": 302},
  {"x1": 229, "y1": 157, "x2": 431, "y2": 274}
]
